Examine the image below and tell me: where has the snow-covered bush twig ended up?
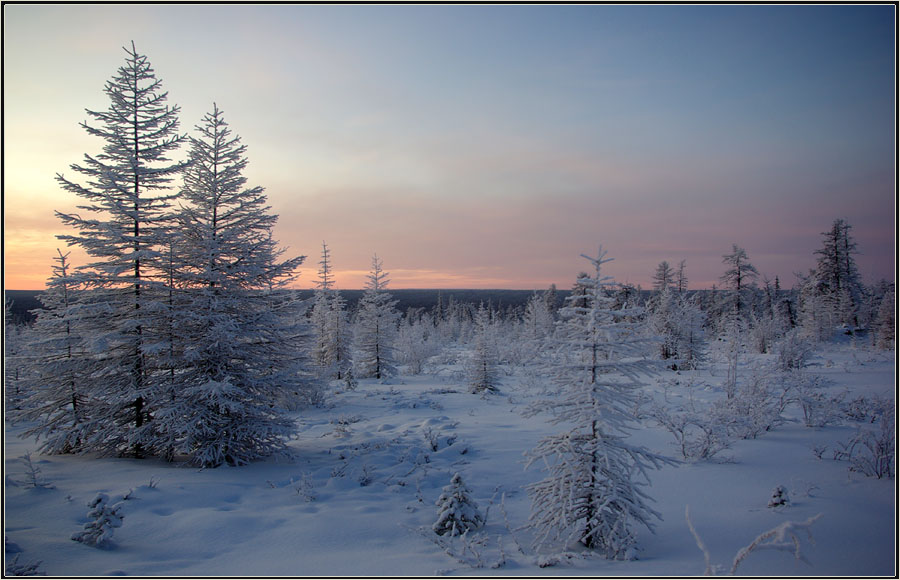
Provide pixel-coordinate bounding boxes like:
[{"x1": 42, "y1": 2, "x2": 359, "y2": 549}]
[
  {"x1": 684, "y1": 506, "x2": 713, "y2": 575},
  {"x1": 499, "y1": 492, "x2": 528, "y2": 556},
  {"x1": 685, "y1": 505, "x2": 822, "y2": 575},
  {"x1": 415, "y1": 526, "x2": 491, "y2": 569},
  {"x1": 729, "y1": 513, "x2": 822, "y2": 574},
  {"x1": 5, "y1": 555, "x2": 45, "y2": 576}
]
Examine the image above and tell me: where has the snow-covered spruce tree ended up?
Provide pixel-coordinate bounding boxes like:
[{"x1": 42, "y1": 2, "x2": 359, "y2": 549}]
[
  {"x1": 674, "y1": 259, "x2": 689, "y2": 294},
  {"x1": 433, "y1": 472, "x2": 485, "y2": 536},
  {"x1": 874, "y1": 287, "x2": 895, "y2": 350},
  {"x1": 4, "y1": 298, "x2": 29, "y2": 411},
  {"x1": 327, "y1": 290, "x2": 353, "y2": 380},
  {"x1": 310, "y1": 241, "x2": 334, "y2": 372},
  {"x1": 467, "y1": 303, "x2": 499, "y2": 394},
  {"x1": 13, "y1": 250, "x2": 100, "y2": 454},
  {"x1": 719, "y1": 244, "x2": 759, "y2": 320},
  {"x1": 647, "y1": 287, "x2": 680, "y2": 362},
  {"x1": 569, "y1": 271, "x2": 592, "y2": 310},
  {"x1": 674, "y1": 293, "x2": 706, "y2": 370},
  {"x1": 150, "y1": 236, "x2": 188, "y2": 461},
  {"x1": 523, "y1": 292, "x2": 555, "y2": 343},
  {"x1": 310, "y1": 242, "x2": 352, "y2": 379},
  {"x1": 153, "y1": 104, "x2": 307, "y2": 467},
  {"x1": 354, "y1": 254, "x2": 399, "y2": 380},
  {"x1": 646, "y1": 287, "x2": 706, "y2": 370},
  {"x1": 796, "y1": 270, "x2": 837, "y2": 342},
  {"x1": 53, "y1": 43, "x2": 188, "y2": 458},
  {"x1": 543, "y1": 283, "x2": 561, "y2": 314},
  {"x1": 525, "y1": 246, "x2": 674, "y2": 559},
  {"x1": 812, "y1": 218, "x2": 864, "y2": 328},
  {"x1": 652, "y1": 261, "x2": 675, "y2": 293}
]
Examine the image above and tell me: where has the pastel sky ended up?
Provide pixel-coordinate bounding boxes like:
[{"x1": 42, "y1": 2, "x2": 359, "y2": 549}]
[{"x1": 3, "y1": 4, "x2": 896, "y2": 290}]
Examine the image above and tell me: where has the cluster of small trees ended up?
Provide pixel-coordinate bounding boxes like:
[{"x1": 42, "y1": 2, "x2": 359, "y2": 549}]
[{"x1": 645, "y1": 226, "x2": 893, "y2": 366}]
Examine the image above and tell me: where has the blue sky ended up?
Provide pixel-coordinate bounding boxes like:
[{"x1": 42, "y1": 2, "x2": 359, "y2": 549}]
[{"x1": 4, "y1": 3, "x2": 895, "y2": 289}]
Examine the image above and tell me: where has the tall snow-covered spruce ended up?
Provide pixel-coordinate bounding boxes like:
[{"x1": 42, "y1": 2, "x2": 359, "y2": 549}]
[
  {"x1": 52, "y1": 42, "x2": 188, "y2": 458},
  {"x1": 525, "y1": 246, "x2": 674, "y2": 559},
  {"x1": 153, "y1": 104, "x2": 309, "y2": 467}
]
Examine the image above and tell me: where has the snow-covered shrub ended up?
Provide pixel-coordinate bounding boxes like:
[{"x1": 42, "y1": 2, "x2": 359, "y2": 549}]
[
  {"x1": 843, "y1": 394, "x2": 890, "y2": 423},
  {"x1": 710, "y1": 366, "x2": 783, "y2": 439},
  {"x1": 331, "y1": 414, "x2": 361, "y2": 438},
  {"x1": 357, "y1": 463, "x2": 376, "y2": 487},
  {"x1": 396, "y1": 315, "x2": 440, "y2": 375},
  {"x1": 749, "y1": 313, "x2": 780, "y2": 354},
  {"x1": 419, "y1": 526, "x2": 505, "y2": 570},
  {"x1": 423, "y1": 427, "x2": 441, "y2": 452},
  {"x1": 291, "y1": 473, "x2": 317, "y2": 502},
  {"x1": 433, "y1": 473, "x2": 484, "y2": 536},
  {"x1": 787, "y1": 372, "x2": 843, "y2": 428},
  {"x1": 836, "y1": 410, "x2": 895, "y2": 479},
  {"x1": 71, "y1": 493, "x2": 124, "y2": 548},
  {"x1": 775, "y1": 329, "x2": 813, "y2": 371},
  {"x1": 651, "y1": 405, "x2": 730, "y2": 462}
]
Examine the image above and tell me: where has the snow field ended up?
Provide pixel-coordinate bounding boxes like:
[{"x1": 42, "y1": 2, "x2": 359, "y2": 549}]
[{"x1": 4, "y1": 342, "x2": 895, "y2": 576}]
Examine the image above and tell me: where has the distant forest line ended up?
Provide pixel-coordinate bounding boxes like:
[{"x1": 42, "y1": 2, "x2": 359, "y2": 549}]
[{"x1": 6, "y1": 288, "x2": 589, "y2": 326}]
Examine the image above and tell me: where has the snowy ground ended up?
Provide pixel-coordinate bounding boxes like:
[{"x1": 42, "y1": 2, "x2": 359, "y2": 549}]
[{"x1": 4, "y1": 340, "x2": 895, "y2": 577}]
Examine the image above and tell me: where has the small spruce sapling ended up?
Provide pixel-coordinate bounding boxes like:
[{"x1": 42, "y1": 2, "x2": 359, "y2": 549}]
[
  {"x1": 19, "y1": 453, "x2": 54, "y2": 489},
  {"x1": 433, "y1": 473, "x2": 484, "y2": 536},
  {"x1": 72, "y1": 493, "x2": 124, "y2": 548},
  {"x1": 768, "y1": 485, "x2": 790, "y2": 508},
  {"x1": 468, "y1": 304, "x2": 499, "y2": 394}
]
